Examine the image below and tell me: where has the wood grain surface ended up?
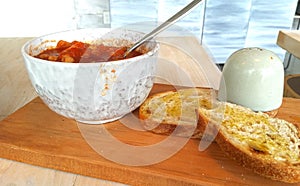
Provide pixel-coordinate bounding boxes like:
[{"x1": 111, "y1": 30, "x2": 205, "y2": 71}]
[
  {"x1": 277, "y1": 30, "x2": 300, "y2": 60},
  {"x1": 0, "y1": 36, "x2": 221, "y2": 185},
  {"x1": 0, "y1": 84, "x2": 299, "y2": 186},
  {"x1": 0, "y1": 37, "x2": 37, "y2": 121}
]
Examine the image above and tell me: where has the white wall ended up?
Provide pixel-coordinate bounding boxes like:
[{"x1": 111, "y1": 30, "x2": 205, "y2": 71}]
[
  {"x1": 110, "y1": 0, "x2": 204, "y2": 37},
  {"x1": 202, "y1": 0, "x2": 298, "y2": 63},
  {"x1": 1, "y1": 0, "x2": 298, "y2": 64},
  {"x1": 0, "y1": 0, "x2": 203, "y2": 37},
  {"x1": 0, "y1": 0, "x2": 76, "y2": 37}
]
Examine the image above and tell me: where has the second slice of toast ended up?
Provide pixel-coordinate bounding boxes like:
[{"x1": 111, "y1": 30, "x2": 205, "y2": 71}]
[
  {"x1": 198, "y1": 102, "x2": 300, "y2": 183},
  {"x1": 139, "y1": 87, "x2": 216, "y2": 138}
]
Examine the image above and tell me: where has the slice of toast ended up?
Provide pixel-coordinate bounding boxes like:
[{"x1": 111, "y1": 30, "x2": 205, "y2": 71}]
[
  {"x1": 139, "y1": 88, "x2": 216, "y2": 138},
  {"x1": 198, "y1": 102, "x2": 300, "y2": 183}
]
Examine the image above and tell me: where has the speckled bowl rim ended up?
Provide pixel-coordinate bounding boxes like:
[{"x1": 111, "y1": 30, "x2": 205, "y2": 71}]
[{"x1": 21, "y1": 28, "x2": 160, "y2": 67}]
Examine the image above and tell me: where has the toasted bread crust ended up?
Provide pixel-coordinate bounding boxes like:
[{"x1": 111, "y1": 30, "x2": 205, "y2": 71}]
[
  {"x1": 140, "y1": 88, "x2": 300, "y2": 183},
  {"x1": 139, "y1": 88, "x2": 215, "y2": 138},
  {"x1": 142, "y1": 120, "x2": 203, "y2": 139},
  {"x1": 198, "y1": 103, "x2": 300, "y2": 183},
  {"x1": 263, "y1": 108, "x2": 279, "y2": 117},
  {"x1": 216, "y1": 130, "x2": 300, "y2": 183}
]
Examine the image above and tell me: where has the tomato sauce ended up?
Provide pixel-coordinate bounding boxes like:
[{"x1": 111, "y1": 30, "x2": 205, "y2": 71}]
[{"x1": 34, "y1": 40, "x2": 143, "y2": 63}]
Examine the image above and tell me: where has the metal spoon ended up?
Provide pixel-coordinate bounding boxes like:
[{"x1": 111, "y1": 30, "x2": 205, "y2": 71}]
[{"x1": 124, "y1": 0, "x2": 203, "y2": 57}]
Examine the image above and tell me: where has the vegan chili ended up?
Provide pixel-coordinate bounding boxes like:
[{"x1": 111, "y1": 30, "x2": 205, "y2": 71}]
[{"x1": 34, "y1": 40, "x2": 143, "y2": 63}]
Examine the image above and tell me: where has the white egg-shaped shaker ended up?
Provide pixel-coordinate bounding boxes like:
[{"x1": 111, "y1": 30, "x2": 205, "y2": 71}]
[{"x1": 218, "y1": 47, "x2": 284, "y2": 112}]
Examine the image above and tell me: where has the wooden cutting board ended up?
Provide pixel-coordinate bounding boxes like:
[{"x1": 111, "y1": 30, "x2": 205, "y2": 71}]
[{"x1": 0, "y1": 84, "x2": 300, "y2": 186}]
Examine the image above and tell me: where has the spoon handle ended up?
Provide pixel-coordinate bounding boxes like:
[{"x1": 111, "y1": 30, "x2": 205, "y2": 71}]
[{"x1": 125, "y1": 0, "x2": 203, "y2": 56}]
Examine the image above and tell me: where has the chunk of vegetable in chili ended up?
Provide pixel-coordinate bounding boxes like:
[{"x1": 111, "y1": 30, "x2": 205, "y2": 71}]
[{"x1": 34, "y1": 40, "x2": 143, "y2": 63}]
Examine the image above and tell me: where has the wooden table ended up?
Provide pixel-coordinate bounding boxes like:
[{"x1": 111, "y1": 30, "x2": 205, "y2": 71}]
[
  {"x1": 0, "y1": 38, "x2": 37, "y2": 121},
  {"x1": 1, "y1": 85, "x2": 299, "y2": 186},
  {"x1": 277, "y1": 30, "x2": 300, "y2": 98},
  {"x1": 0, "y1": 36, "x2": 221, "y2": 185},
  {"x1": 277, "y1": 30, "x2": 300, "y2": 59}
]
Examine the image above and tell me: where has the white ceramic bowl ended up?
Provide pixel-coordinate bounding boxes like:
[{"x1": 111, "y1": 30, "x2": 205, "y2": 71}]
[
  {"x1": 22, "y1": 28, "x2": 159, "y2": 124},
  {"x1": 218, "y1": 47, "x2": 284, "y2": 112}
]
